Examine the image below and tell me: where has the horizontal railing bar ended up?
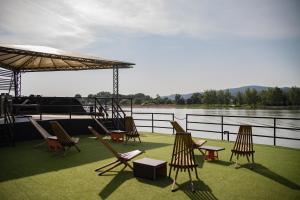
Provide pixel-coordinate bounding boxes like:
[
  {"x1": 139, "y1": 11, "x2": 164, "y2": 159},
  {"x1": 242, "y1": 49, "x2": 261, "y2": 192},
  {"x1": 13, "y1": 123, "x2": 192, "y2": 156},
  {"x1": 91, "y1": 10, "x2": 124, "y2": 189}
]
[{"x1": 187, "y1": 114, "x2": 300, "y2": 120}]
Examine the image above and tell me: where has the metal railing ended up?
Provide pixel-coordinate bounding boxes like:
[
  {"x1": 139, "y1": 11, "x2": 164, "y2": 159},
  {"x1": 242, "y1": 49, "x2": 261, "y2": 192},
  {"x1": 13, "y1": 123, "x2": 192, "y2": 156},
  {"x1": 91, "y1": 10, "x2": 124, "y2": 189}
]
[
  {"x1": 131, "y1": 112, "x2": 175, "y2": 133},
  {"x1": 186, "y1": 114, "x2": 300, "y2": 146}
]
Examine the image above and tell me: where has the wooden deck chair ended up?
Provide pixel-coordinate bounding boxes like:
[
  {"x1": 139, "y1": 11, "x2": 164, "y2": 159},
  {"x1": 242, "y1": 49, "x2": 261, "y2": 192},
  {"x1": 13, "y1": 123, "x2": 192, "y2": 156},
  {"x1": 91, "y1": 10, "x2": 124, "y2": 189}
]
[
  {"x1": 230, "y1": 125, "x2": 255, "y2": 167},
  {"x1": 124, "y1": 116, "x2": 141, "y2": 143},
  {"x1": 169, "y1": 132, "x2": 198, "y2": 192},
  {"x1": 88, "y1": 126, "x2": 143, "y2": 175},
  {"x1": 50, "y1": 121, "x2": 80, "y2": 155},
  {"x1": 93, "y1": 117, "x2": 111, "y2": 135},
  {"x1": 29, "y1": 118, "x2": 61, "y2": 151},
  {"x1": 170, "y1": 121, "x2": 207, "y2": 154}
]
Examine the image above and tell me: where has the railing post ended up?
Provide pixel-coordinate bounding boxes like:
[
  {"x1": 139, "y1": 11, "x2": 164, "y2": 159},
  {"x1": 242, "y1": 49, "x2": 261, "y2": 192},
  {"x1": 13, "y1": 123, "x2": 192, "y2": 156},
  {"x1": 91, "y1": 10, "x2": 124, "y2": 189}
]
[
  {"x1": 274, "y1": 118, "x2": 276, "y2": 146},
  {"x1": 130, "y1": 98, "x2": 133, "y2": 116},
  {"x1": 172, "y1": 113, "x2": 175, "y2": 134},
  {"x1": 69, "y1": 105, "x2": 72, "y2": 119},
  {"x1": 186, "y1": 114, "x2": 188, "y2": 132},
  {"x1": 39, "y1": 104, "x2": 42, "y2": 120},
  {"x1": 94, "y1": 98, "x2": 96, "y2": 117},
  {"x1": 151, "y1": 113, "x2": 154, "y2": 133},
  {"x1": 221, "y1": 116, "x2": 224, "y2": 140}
]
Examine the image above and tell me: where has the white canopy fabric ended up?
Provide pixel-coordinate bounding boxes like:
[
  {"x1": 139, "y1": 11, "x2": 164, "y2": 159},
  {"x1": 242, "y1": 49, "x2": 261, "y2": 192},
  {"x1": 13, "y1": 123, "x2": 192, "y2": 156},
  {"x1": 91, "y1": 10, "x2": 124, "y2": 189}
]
[{"x1": 0, "y1": 44, "x2": 134, "y2": 72}]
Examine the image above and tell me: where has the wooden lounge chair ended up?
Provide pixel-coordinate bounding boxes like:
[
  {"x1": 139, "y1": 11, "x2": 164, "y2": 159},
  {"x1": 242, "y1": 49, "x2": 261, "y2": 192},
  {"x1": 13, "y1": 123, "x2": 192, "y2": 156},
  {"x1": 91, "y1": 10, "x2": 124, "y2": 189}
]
[
  {"x1": 124, "y1": 116, "x2": 141, "y2": 143},
  {"x1": 170, "y1": 121, "x2": 207, "y2": 154},
  {"x1": 230, "y1": 125, "x2": 255, "y2": 168},
  {"x1": 50, "y1": 121, "x2": 80, "y2": 155},
  {"x1": 88, "y1": 126, "x2": 143, "y2": 175},
  {"x1": 29, "y1": 118, "x2": 61, "y2": 151},
  {"x1": 93, "y1": 116, "x2": 111, "y2": 135},
  {"x1": 169, "y1": 132, "x2": 198, "y2": 192}
]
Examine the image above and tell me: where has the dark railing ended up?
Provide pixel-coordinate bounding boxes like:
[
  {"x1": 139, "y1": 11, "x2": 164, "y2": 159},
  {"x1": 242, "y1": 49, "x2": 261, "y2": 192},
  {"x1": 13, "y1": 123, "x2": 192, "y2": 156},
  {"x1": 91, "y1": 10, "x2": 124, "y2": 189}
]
[
  {"x1": 130, "y1": 112, "x2": 175, "y2": 133},
  {"x1": 186, "y1": 114, "x2": 300, "y2": 146}
]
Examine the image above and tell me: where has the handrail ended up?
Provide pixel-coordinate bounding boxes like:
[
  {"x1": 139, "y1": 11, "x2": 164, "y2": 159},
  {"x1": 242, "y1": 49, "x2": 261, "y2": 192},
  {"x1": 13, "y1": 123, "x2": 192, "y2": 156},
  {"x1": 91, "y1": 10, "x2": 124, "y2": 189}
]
[{"x1": 94, "y1": 98, "x2": 109, "y2": 119}]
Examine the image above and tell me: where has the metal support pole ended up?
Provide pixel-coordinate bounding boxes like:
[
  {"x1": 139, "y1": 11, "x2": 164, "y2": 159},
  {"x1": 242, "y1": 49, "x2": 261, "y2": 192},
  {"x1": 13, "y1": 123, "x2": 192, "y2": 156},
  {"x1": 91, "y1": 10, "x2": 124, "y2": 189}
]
[
  {"x1": 152, "y1": 113, "x2": 154, "y2": 133},
  {"x1": 113, "y1": 66, "x2": 119, "y2": 129},
  {"x1": 13, "y1": 71, "x2": 21, "y2": 97}
]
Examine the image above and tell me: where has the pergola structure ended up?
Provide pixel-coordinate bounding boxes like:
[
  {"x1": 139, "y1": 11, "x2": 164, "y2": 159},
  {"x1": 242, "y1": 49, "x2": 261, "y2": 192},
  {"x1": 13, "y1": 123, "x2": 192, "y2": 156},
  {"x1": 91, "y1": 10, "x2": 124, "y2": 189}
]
[{"x1": 0, "y1": 44, "x2": 135, "y2": 97}]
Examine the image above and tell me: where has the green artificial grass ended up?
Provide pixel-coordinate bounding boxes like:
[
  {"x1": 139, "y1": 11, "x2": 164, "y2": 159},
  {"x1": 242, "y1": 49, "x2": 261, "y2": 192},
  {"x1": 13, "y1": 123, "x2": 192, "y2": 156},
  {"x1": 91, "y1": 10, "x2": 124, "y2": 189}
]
[{"x1": 0, "y1": 133, "x2": 299, "y2": 200}]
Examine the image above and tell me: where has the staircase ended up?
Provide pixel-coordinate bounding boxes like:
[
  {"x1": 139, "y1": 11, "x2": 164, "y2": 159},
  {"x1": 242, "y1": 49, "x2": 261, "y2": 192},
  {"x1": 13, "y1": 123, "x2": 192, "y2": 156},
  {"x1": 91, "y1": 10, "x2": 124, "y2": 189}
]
[{"x1": 0, "y1": 94, "x2": 15, "y2": 146}]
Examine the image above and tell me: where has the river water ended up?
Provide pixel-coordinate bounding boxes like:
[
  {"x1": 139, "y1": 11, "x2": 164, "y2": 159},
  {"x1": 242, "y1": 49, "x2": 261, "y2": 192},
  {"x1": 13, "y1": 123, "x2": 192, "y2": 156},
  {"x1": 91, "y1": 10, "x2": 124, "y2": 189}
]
[{"x1": 130, "y1": 108, "x2": 300, "y2": 149}]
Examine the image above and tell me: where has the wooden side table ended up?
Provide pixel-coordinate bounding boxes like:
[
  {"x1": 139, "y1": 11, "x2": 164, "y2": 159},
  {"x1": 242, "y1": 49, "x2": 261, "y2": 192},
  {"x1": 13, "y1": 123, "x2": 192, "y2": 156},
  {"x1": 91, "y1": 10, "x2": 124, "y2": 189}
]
[
  {"x1": 110, "y1": 130, "x2": 125, "y2": 142},
  {"x1": 133, "y1": 158, "x2": 167, "y2": 180},
  {"x1": 199, "y1": 145, "x2": 225, "y2": 161}
]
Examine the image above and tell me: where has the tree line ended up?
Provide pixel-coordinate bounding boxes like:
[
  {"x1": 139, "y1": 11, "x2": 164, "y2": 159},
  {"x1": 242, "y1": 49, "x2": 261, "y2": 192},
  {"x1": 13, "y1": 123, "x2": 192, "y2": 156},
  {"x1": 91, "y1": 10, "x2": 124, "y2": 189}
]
[{"x1": 75, "y1": 87, "x2": 300, "y2": 107}]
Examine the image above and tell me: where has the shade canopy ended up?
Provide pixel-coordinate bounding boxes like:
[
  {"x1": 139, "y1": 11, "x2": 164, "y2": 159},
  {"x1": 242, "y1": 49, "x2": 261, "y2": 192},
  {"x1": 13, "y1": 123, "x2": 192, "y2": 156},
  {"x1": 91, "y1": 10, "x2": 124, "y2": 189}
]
[{"x1": 0, "y1": 44, "x2": 134, "y2": 72}]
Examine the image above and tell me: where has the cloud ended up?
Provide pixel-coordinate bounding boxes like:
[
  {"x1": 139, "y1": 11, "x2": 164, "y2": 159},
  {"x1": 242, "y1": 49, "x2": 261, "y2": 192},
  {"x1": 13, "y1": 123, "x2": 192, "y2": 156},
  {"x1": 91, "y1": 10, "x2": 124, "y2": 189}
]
[{"x1": 0, "y1": 0, "x2": 300, "y2": 50}]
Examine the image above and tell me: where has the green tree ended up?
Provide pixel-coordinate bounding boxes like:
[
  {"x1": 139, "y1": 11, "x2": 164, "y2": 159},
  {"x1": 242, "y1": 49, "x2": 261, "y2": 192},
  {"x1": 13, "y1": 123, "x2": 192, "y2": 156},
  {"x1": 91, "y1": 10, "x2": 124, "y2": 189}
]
[
  {"x1": 224, "y1": 90, "x2": 232, "y2": 105},
  {"x1": 175, "y1": 94, "x2": 185, "y2": 104},
  {"x1": 287, "y1": 87, "x2": 300, "y2": 105},
  {"x1": 187, "y1": 93, "x2": 202, "y2": 104},
  {"x1": 74, "y1": 94, "x2": 81, "y2": 98},
  {"x1": 244, "y1": 88, "x2": 259, "y2": 106},
  {"x1": 236, "y1": 91, "x2": 244, "y2": 105},
  {"x1": 202, "y1": 90, "x2": 217, "y2": 104}
]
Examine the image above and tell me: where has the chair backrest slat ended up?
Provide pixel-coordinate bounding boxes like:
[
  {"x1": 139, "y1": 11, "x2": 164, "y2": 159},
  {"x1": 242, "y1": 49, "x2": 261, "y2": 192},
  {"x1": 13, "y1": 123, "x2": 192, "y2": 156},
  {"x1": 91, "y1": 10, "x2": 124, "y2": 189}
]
[
  {"x1": 88, "y1": 126, "x2": 120, "y2": 159},
  {"x1": 29, "y1": 118, "x2": 52, "y2": 139},
  {"x1": 50, "y1": 121, "x2": 73, "y2": 145},
  {"x1": 233, "y1": 125, "x2": 253, "y2": 153},
  {"x1": 125, "y1": 116, "x2": 138, "y2": 135},
  {"x1": 170, "y1": 132, "x2": 196, "y2": 168},
  {"x1": 93, "y1": 117, "x2": 110, "y2": 135},
  {"x1": 170, "y1": 121, "x2": 185, "y2": 132}
]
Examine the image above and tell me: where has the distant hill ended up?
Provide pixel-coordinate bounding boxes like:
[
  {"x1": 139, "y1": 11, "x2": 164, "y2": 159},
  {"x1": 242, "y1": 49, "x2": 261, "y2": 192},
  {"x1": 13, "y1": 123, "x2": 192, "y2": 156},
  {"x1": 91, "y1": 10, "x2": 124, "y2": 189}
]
[{"x1": 164, "y1": 85, "x2": 290, "y2": 100}]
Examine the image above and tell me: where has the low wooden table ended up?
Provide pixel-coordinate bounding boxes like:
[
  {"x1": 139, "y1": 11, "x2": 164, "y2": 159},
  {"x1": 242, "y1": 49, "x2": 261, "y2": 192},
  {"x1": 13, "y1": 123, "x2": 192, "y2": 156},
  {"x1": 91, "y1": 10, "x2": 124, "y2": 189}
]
[
  {"x1": 110, "y1": 130, "x2": 126, "y2": 142},
  {"x1": 199, "y1": 145, "x2": 225, "y2": 161},
  {"x1": 133, "y1": 158, "x2": 167, "y2": 180}
]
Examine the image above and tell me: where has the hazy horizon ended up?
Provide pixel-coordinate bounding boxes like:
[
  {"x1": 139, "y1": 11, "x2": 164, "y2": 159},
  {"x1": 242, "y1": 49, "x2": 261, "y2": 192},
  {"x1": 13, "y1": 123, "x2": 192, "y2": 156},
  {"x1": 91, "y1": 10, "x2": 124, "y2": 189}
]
[{"x1": 1, "y1": 0, "x2": 300, "y2": 97}]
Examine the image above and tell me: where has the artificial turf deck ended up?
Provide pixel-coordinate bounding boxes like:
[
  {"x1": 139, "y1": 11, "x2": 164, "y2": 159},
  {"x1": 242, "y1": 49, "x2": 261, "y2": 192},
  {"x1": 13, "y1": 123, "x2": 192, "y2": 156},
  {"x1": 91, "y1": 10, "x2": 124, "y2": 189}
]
[{"x1": 0, "y1": 133, "x2": 299, "y2": 200}]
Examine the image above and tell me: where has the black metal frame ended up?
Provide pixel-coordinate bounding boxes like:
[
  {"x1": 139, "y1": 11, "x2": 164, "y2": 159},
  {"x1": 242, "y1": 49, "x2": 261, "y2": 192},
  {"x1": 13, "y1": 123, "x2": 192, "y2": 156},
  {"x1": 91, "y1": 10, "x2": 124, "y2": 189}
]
[{"x1": 185, "y1": 114, "x2": 300, "y2": 146}]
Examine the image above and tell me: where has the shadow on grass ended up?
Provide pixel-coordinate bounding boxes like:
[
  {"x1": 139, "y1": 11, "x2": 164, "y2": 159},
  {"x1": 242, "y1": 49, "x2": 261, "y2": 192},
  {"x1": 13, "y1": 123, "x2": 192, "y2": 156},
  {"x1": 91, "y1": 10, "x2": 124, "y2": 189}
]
[
  {"x1": 99, "y1": 170, "x2": 133, "y2": 199},
  {"x1": 206, "y1": 160, "x2": 232, "y2": 166},
  {"x1": 175, "y1": 180, "x2": 218, "y2": 200},
  {"x1": 243, "y1": 163, "x2": 300, "y2": 190},
  {"x1": 0, "y1": 136, "x2": 171, "y2": 182}
]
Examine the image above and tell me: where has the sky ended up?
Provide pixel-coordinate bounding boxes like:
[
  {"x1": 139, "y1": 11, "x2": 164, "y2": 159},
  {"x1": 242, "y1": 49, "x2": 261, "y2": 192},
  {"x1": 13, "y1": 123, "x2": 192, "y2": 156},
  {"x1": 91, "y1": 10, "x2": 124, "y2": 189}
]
[{"x1": 0, "y1": 0, "x2": 300, "y2": 97}]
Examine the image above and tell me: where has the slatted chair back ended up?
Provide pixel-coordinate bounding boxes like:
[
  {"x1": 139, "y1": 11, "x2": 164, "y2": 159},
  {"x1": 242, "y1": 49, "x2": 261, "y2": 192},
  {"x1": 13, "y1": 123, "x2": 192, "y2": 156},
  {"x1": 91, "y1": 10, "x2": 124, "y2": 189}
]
[
  {"x1": 169, "y1": 132, "x2": 198, "y2": 191},
  {"x1": 124, "y1": 116, "x2": 141, "y2": 142},
  {"x1": 88, "y1": 126, "x2": 120, "y2": 159},
  {"x1": 170, "y1": 132, "x2": 197, "y2": 169},
  {"x1": 50, "y1": 121, "x2": 74, "y2": 146},
  {"x1": 232, "y1": 125, "x2": 254, "y2": 154},
  {"x1": 170, "y1": 120, "x2": 185, "y2": 133},
  {"x1": 93, "y1": 117, "x2": 110, "y2": 135},
  {"x1": 230, "y1": 125, "x2": 255, "y2": 166},
  {"x1": 29, "y1": 118, "x2": 53, "y2": 139},
  {"x1": 125, "y1": 116, "x2": 138, "y2": 134}
]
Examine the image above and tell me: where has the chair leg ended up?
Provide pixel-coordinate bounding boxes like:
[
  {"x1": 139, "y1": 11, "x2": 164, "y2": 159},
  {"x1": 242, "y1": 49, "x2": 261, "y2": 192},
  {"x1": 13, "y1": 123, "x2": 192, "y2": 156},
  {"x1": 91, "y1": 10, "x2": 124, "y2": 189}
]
[
  {"x1": 168, "y1": 166, "x2": 172, "y2": 178},
  {"x1": 188, "y1": 169, "x2": 195, "y2": 192},
  {"x1": 125, "y1": 162, "x2": 134, "y2": 170},
  {"x1": 235, "y1": 154, "x2": 240, "y2": 168},
  {"x1": 246, "y1": 155, "x2": 250, "y2": 163},
  {"x1": 74, "y1": 144, "x2": 81, "y2": 152},
  {"x1": 138, "y1": 136, "x2": 141, "y2": 143},
  {"x1": 95, "y1": 160, "x2": 119, "y2": 171},
  {"x1": 229, "y1": 152, "x2": 234, "y2": 162},
  {"x1": 171, "y1": 168, "x2": 179, "y2": 192},
  {"x1": 98, "y1": 162, "x2": 123, "y2": 175},
  {"x1": 198, "y1": 149, "x2": 205, "y2": 155},
  {"x1": 194, "y1": 167, "x2": 199, "y2": 179}
]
